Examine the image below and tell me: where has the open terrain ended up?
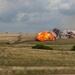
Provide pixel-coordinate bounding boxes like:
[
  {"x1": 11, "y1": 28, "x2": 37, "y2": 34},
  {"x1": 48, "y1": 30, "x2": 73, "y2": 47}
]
[{"x1": 0, "y1": 33, "x2": 75, "y2": 75}]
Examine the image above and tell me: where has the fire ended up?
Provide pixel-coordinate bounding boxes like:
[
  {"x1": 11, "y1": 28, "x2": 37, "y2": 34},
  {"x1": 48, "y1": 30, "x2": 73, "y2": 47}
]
[{"x1": 36, "y1": 31, "x2": 55, "y2": 41}]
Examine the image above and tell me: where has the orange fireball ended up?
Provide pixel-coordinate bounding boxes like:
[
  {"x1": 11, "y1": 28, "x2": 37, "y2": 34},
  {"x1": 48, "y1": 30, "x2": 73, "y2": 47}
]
[{"x1": 36, "y1": 31, "x2": 55, "y2": 41}]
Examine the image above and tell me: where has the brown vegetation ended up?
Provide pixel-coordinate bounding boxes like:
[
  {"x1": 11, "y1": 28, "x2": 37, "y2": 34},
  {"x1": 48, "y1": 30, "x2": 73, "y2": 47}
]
[{"x1": 0, "y1": 33, "x2": 75, "y2": 75}]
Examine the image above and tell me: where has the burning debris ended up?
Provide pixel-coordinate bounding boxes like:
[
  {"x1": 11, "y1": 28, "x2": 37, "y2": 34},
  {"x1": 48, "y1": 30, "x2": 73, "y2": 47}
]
[{"x1": 36, "y1": 29, "x2": 75, "y2": 41}]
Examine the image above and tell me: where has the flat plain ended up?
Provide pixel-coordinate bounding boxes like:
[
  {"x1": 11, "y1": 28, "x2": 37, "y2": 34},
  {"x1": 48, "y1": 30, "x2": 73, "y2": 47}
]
[{"x1": 0, "y1": 33, "x2": 75, "y2": 75}]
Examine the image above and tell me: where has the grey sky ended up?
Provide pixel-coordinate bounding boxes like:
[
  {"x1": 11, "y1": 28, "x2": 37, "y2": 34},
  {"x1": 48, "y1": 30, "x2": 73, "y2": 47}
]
[{"x1": 0, "y1": 0, "x2": 75, "y2": 32}]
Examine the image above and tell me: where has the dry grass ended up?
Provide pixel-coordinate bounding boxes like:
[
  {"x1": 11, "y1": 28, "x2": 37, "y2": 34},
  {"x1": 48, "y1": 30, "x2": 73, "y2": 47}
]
[{"x1": 0, "y1": 33, "x2": 75, "y2": 74}]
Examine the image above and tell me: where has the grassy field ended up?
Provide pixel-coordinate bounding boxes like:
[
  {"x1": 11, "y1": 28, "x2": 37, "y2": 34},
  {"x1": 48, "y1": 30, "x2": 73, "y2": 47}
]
[{"x1": 0, "y1": 33, "x2": 75, "y2": 75}]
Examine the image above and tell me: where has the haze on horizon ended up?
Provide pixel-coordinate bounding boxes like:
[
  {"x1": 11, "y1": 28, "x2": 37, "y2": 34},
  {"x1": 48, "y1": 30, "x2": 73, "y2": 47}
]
[{"x1": 0, "y1": 0, "x2": 75, "y2": 33}]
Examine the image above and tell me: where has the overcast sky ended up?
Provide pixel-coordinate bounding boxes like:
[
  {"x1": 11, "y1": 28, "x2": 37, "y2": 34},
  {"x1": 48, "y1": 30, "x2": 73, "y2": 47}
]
[{"x1": 0, "y1": 0, "x2": 75, "y2": 32}]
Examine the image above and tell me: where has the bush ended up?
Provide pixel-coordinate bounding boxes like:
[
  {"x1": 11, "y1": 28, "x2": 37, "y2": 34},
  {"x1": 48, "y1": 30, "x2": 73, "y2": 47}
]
[
  {"x1": 32, "y1": 44, "x2": 53, "y2": 50},
  {"x1": 71, "y1": 45, "x2": 75, "y2": 51}
]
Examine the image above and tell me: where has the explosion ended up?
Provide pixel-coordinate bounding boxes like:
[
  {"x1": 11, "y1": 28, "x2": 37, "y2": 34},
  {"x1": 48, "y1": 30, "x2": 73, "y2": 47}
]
[
  {"x1": 36, "y1": 31, "x2": 56, "y2": 41},
  {"x1": 36, "y1": 28, "x2": 75, "y2": 41}
]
